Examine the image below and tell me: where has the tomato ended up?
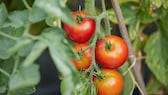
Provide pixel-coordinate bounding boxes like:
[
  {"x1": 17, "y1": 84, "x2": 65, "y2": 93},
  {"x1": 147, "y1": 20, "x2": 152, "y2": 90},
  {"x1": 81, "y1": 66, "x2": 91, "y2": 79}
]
[
  {"x1": 95, "y1": 35, "x2": 128, "y2": 69},
  {"x1": 93, "y1": 69, "x2": 124, "y2": 95},
  {"x1": 72, "y1": 43, "x2": 92, "y2": 70},
  {"x1": 64, "y1": 11, "x2": 96, "y2": 43}
]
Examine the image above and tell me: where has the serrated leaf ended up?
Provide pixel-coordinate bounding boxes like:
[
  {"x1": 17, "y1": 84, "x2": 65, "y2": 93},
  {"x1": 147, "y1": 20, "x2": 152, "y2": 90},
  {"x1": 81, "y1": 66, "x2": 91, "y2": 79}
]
[
  {"x1": 34, "y1": 0, "x2": 75, "y2": 25},
  {"x1": 41, "y1": 28, "x2": 79, "y2": 95},
  {"x1": 0, "y1": 3, "x2": 7, "y2": 26},
  {"x1": 8, "y1": 10, "x2": 28, "y2": 28},
  {"x1": 144, "y1": 29, "x2": 168, "y2": 85},
  {"x1": 118, "y1": 62, "x2": 135, "y2": 95},
  {"x1": 28, "y1": 6, "x2": 46, "y2": 23},
  {"x1": 9, "y1": 64, "x2": 40, "y2": 91}
]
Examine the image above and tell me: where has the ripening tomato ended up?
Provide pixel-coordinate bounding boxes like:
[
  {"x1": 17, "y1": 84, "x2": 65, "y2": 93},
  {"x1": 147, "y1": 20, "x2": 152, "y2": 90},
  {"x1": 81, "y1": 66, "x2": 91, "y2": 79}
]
[
  {"x1": 95, "y1": 35, "x2": 128, "y2": 69},
  {"x1": 64, "y1": 11, "x2": 96, "y2": 43},
  {"x1": 72, "y1": 43, "x2": 92, "y2": 70},
  {"x1": 93, "y1": 69, "x2": 124, "y2": 95}
]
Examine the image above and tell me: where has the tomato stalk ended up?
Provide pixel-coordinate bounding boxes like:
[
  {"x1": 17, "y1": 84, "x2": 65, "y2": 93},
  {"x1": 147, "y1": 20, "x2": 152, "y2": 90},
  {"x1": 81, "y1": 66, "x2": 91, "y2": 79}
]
[
  {"x1": 76, "y1": 15, "x2": 84, "y2": 23},
  {"x1": 101, "y1": 0, "x2": 111, "y2": 35}
]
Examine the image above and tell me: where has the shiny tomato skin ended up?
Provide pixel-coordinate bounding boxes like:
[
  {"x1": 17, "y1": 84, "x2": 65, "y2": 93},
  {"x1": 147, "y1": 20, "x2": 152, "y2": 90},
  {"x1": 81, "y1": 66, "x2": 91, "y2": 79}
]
[
  {"x1": 94, "y1": 69, "x2": 124, "y2": 95},
  {"x1": 72, "y1": 43, "x2": 92, "y2": 70},
  {"x1": 95, "y1": 35, "x2": 128, "y2": 69},
  {"x1": 64, "y1": 11, "x2": 96, "y2": 43}
]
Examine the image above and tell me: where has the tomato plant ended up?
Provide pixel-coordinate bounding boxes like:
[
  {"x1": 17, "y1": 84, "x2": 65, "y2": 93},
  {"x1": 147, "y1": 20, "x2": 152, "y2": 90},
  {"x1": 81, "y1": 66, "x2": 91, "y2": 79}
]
[
  {"x1": 93, "y1": 69, "x2": 124, "y2": 95},
  {"x1": 64, "y1": 11, "x2": 96, "y2": 43},
  {"x1": 95, "y1": 35, "x2": 128, "y2": 69},
  {"x1": 71, "y1": 43, "x2": 92, "y2": 70},
  {"x1": 0, "y1": 0, "x2": 168, "y2": 95}
]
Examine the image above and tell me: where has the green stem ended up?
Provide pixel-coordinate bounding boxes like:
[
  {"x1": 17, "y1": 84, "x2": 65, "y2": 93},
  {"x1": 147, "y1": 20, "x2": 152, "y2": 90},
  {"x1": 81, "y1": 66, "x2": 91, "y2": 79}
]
[
  {"x1": 90, "y1": 34, "x2": 99, "y2": 72},
  {"x1": 23, "y1": 24, "x2": 30, "y2": 37},
  {"x1": 22, "y1": 0, "x2": 31, "y2": 10},
  {"x1": 0, "y1": 31, "x2": 18, "y2": 41},
  {"x1": 12, "y1": 56, "x2": 20, "y2": 75},
  {"x1": 85, "y1": 0, "x2": 96, "y2": 16},
  {"x1": 101, "y1": 0, "x2": 111, "y2": 35},
  {"x1": 0, "y1": 68, "x2": 10, "y2": 78},
  {"x1": 72, "y1": 47, "x2": 81, "y2": 60}
]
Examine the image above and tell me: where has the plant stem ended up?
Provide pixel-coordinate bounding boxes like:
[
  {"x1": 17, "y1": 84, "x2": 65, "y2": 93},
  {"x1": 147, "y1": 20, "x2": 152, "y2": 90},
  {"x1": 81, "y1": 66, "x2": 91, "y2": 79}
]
[
  {"x1": 12, "y1": 56, "x2": 20, "y2": 75},
  {"x1": 23, "y1": 24, "x2": 30, "y2": 37},
  {"x1": 0, "y1": 31, "x2": 18, "y2": 41},
  {"x1": 101, "y1": 0, "x2": 111, "y2": 35},
  {"x1": 0, "y1": 68, "x2": 10, "y2": 78},
  {"x1": 91, "y1": 34, "x2": 99, "y2": 72},
  {"x1": 111, "y1": 0, "x2": 147, "y2": 95},
  {"x1": 85, "y1": 0, "x2": 96, "y2": 16},
  {"x1": 22, "y1": 0, "x2": 31, "y2": 10}
]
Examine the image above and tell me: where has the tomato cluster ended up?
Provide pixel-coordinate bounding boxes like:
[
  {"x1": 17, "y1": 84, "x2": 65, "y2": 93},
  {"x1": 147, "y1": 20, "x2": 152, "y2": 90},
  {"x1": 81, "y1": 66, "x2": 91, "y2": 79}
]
[{"x1": 64, "y1": 11, "x2": 128, "y2": 95}]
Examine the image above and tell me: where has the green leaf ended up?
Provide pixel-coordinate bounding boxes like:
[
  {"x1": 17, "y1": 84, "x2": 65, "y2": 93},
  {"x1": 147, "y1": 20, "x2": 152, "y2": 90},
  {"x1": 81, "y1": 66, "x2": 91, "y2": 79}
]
[
  {"x1": 45, "y1": 16, "x2": 58, "y2": 27},
  {"x1": 144, "y1": 28, "x2": 168, "y2": 85},
  {"x1": 85, "y1": 0, "x2": 96, "y2": 16},
  {"x1": 0, "y1": 28, "x2": 17, "y2": 59},
  {"x1": 0, "y1": 58, "x2": 15, "y2": 94},
  {"x1": 8, "y1": 10, "x2": 29, "y2": 28},
  {"x1": 107, "y1": 2, "x2": 138, "y2": 24},
  {"x1": 163, "y1": 0, "x2": 168, "y2": 8},
  {"x1": 34, "y1": 0, "x2": 75, "y2": 25},
  {"x1": 9, "y1": 38, "x2": 34, "y2": 57},
  {"x1": 118, "y1": 62, "x2": 135, "y2": 95},
  {"x1": 0, "y1": 86, "x2": 6, "y2": 93},
  {"x1": 9, "y1": 64, "x2": 40, "y2": 91},
  {"x1": 146, "y1": 80, "x2": 162, "y2": 95},
  {"x1": 41, "y1": 27, "x2": 79, "y2": 95},
  {"x1": 0, "y1": 3, "x2": 7, "y2": 26},
  {"x1": 128, "y1": 18, "x2": 137, "y2": 40},
  {"x1": 151, "y1": 0, "x2": 163, "y2": 8},
  {"x1": 28, "y1": 6, "x2": 46, "y2": 23},
  {"x1": 23, "y1": 40, "x2": 47, "y2": 67},
  {"x1": 8, "y1": 87, "x2": 35, "y2": 95}
]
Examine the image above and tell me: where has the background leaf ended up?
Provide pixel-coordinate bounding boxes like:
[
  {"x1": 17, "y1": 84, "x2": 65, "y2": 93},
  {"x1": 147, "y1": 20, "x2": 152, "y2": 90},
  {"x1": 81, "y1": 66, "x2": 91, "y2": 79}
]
[
  {"x1": 41, "y1": 27, "x2": 79, "y2": 95},
  {"x1": 28, "y1": 6, "x2": 46, "y2": 23},
  {"x1": 0, "y1": 58, "x2": 14, "y2": 93},
  {"x1": 146, "y1": 80, "x2": 162, "y2": 95},
  {"x1": 34, "y1": 0, "x2": 75, "y2": 25},
  {"x1": 9, "y1": 64, "x2": 40, "y2": 91},
  {"x1": 0, "y1": 3, "x2": 7, "y2": 26},
  {"x1": 107, "y1": 2, "x2": 138, "y2": 24},
  {"x1": 8, "y1": 87, "x2": 35, "y2": 95},
  {"x1": 8, "y1": 10, "x2": 29, "y2": 28},
  {"x1": 144, "y1": 27, "x2": 168, "y2": 86}
]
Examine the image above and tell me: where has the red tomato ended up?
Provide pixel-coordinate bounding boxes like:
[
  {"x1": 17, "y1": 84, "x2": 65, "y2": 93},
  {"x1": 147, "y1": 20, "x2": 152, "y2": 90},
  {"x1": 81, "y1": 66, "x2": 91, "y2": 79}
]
[
  {"x1": 72, "y1": 43, "x2": 92, "y2": 70},
  {"x1": 93, "y1": 69, "x2": 124, "y2": 95},
  {"x1": 64, "y1": 11, "x2": 96, "y2": 43},
  {"x1": 95, "y1": 35, "x2": 128, "y2": 69}
]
